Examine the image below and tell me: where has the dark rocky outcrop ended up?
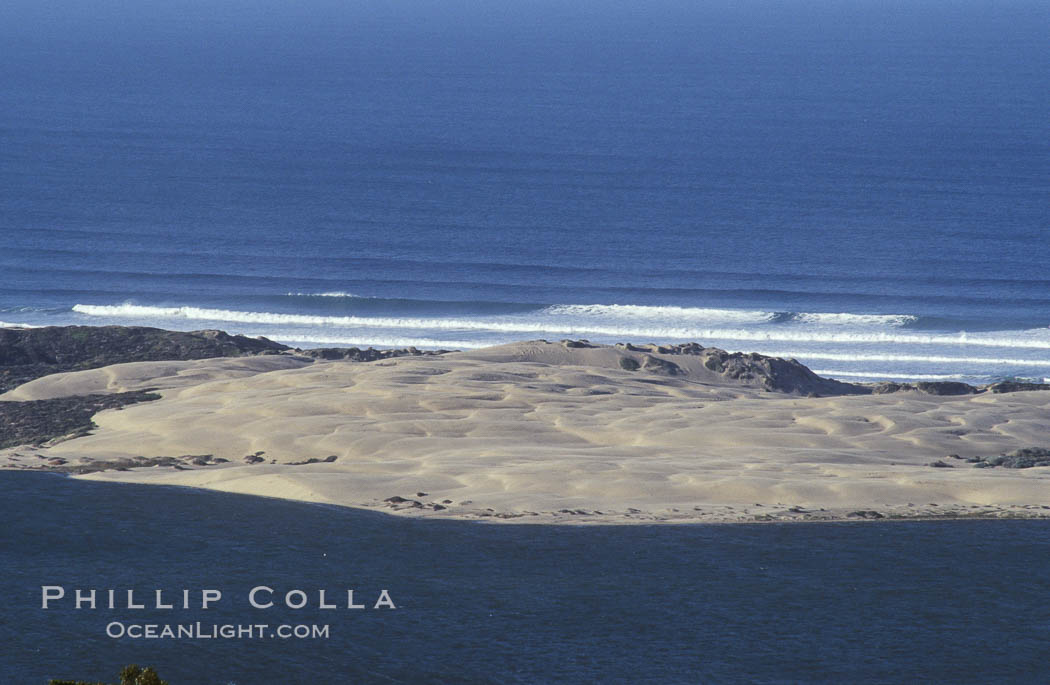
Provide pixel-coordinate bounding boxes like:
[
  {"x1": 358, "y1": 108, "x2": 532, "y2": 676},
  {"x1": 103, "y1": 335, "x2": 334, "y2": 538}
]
[
  {"x1": 640, "y1": 342, "x2": 707, "y2": 356},
  {"x1": 618, "y1": 357, "x2": 641, "y2": 371},
  {"x1": 612, "y1": 342, "x2": 862, "y2": 395},
  {"x1": 968, "y1": 448, "x2": 1050, "y2": 469},
  {"x1": 847, "y1": 510, "x2": 885, "y2": 519},
  {"x1": 872, "y1": 380, "x2": 1050, "y2": 396},
  {"x1": 561, "y1": 339, "x2": 597, "y2": 349},
  {"x1": 871, "y1": 381, "x2": 978, "y2": 395},
  {"x1": 699, "y1": 349, "x2": 865, "y2": 396},
  {"x1": 870, "y1": 382, "x2": 909, "y2": 394},
  {"x1": 614, "y1": 341, "x2": 1050, "y2": 397},
  {"x1": 0, "y1": 390, "x2": 161, "y2": 449},
  {"x1": 0, "y1": 326, "x2": 288, "y2": 394},
  {"x1": 382, "y1": 496, "x2": 423, "y2": 508},
  {"x1": 640, "y1": 354, "x2": 682, "y2": 376},
  {"x1": 287, "y1": 455, "x2": 339, "y2": 465},
  {"x1": 915, "y1": 381, "x2": 978, "y2": 396},
  {"x1": 188, "y1": 455, "x2": 223, "y2": 466},
  {"x1": 986, "y1": 381, "x2": 1050, "y2": 394},
  {"x1": 57, "y1": 455, "x2": 186, "y2": 475},
  {"x1": 296, "y1": 346, "x2": 449, "y2": 362}
]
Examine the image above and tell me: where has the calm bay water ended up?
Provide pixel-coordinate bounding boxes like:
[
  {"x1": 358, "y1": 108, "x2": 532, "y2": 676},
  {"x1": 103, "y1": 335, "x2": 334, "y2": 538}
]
[
  {"x1": 1, "y1": 0, "x2": 1049, "y2": 383},
  {"x1": 3, "y1": 471, "x2": 1050, "y2": 684}
]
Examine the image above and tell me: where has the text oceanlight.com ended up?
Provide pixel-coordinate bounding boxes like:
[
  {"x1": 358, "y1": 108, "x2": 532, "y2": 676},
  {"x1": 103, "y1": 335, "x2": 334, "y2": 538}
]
[{"x1": 105, "y1": 622, "x2": 330, "y2": 640}]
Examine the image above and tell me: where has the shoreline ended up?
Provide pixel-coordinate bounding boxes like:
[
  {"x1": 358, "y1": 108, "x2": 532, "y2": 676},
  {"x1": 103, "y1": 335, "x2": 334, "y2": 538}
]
[{"x1": 6, "y1": 468, "x2": 1050, "y2": 526}]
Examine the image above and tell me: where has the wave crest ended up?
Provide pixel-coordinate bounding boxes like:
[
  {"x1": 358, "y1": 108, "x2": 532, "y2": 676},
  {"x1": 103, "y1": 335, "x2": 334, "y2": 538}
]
[
  {"x1": 543, "y1": 303, "x2": 776, "y2": 324},
  {"x1": 788, "y1": 312, "x2": 918, "y2": 327},
  {"x1": 269, "y1": 334, "x2": 487, "y2": 349},
  {"x1": 285, "y1": 291, "x2": 365, "y2": 298},
  {"x1": 70, "y1": 303, "x2": 1050, "y2": 350}
]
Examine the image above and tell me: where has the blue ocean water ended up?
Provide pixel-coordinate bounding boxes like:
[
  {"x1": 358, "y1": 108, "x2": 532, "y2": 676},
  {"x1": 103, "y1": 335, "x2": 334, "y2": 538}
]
[
  {"x1": 1, "y1": 0, "x2": 1048, "y2": 383},
  {"x1": 4, "y1": 471, "x2": 1050, "y2": 684}
]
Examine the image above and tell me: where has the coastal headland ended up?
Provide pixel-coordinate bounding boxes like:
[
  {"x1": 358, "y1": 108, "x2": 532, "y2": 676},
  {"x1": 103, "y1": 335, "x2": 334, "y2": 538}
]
[{"x1": 2, "y1": 325, "x2": 1049, "y2": 523}]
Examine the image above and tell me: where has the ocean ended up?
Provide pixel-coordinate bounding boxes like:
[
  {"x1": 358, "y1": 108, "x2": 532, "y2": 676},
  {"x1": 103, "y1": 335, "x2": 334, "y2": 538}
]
[
  {"x1": 4, "y1": 471, "x2": 1050, "y2": 684},
  {"x1": 1, "y1": 0, "x2": 1048, "y2": 384}
]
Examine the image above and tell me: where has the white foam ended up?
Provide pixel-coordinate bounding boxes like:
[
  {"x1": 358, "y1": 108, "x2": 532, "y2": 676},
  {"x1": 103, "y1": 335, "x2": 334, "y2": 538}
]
[
  {"x1": 755, "y1": 351, "x2": 1050, "y2": 367},
  {"x1": 69, "y1": 303, "x2": 807, "y2": 339},
  {"x1": 71, "y1": 303, "x2": 1050, "y2": 350},
  {"x1": 269, "y1": 334, "x2": 488, "y2": 349},
  {"x1": 544, "y1": 304, "x2": 915, "y2": 327},
  {"x1": 810, "y1": 370, "x2": 971, "y2": 381},
  {"x1": 285, "y1": 291, "x2": 365, "y2": 298},
  {"x1": 791, "y1": 312, "x2": 918, "y2": 326},
  {"x1": 544, "y1": 303, "x2": 776, "y2": 324},
  {"x1": 0, "y1": 320, "x2": 40, "y2": 328}
]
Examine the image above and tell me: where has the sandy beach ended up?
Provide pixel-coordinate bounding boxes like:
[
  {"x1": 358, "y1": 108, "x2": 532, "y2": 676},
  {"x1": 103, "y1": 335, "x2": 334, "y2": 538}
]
[{"x1": 3, "y1": 339, "x2": 1049, "y2": 524}]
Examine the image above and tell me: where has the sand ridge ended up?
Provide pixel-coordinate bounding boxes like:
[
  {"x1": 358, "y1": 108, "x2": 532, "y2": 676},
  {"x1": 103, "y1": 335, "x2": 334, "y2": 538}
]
[
  {"x1": 0, "y1": 355, "x2": 312, "y2": 401},
  {"x1": 2, "y1": 340, "x2": 1049, "y2": 523}
]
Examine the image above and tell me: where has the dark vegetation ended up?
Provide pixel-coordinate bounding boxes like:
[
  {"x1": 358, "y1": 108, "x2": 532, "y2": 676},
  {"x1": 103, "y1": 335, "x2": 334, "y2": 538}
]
[
  {"x1": 50, "y1": 664, "x2": 168, "y2": 685},
  {"x1": 0, "y1": 390, "x2": 161, "y2": 449},
  {"x1": 0, "y1": 325, "x2": 290, "y2": 449},
  {"x1": 0, "y1": 325, "x2": 289, "y2": 394}
]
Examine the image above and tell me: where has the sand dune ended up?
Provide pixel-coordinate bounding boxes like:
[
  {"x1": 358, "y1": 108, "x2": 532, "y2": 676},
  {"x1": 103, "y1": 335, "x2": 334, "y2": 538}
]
[
  {"x1": 0, "y1": 356, "x2": 311, "y2": 401},
  {"x1": 3, "y1": 340, "x2": 1049, "y2": 523}
]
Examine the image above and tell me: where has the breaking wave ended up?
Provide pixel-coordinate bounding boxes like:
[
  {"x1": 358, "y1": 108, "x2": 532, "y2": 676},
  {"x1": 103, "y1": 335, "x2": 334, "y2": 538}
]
[
  {"x1": 810, "y1": 370, "x2": 972, "y2": 381},
  {"x1": 753, "y1": 351, "x2": 1050, "y2": 367},
  {"x1": 785, "y1": 312, "x2": 918, "y2": 326},
  {"x1": 70, "y1": 303, "x2": 1050, "y2": 350},
  {"x1": 545, "y1": 303, "x2": 777, "y2": 324},
  {"x1": 269, "y1": 334, "x2": 489, "y2": 349}
]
